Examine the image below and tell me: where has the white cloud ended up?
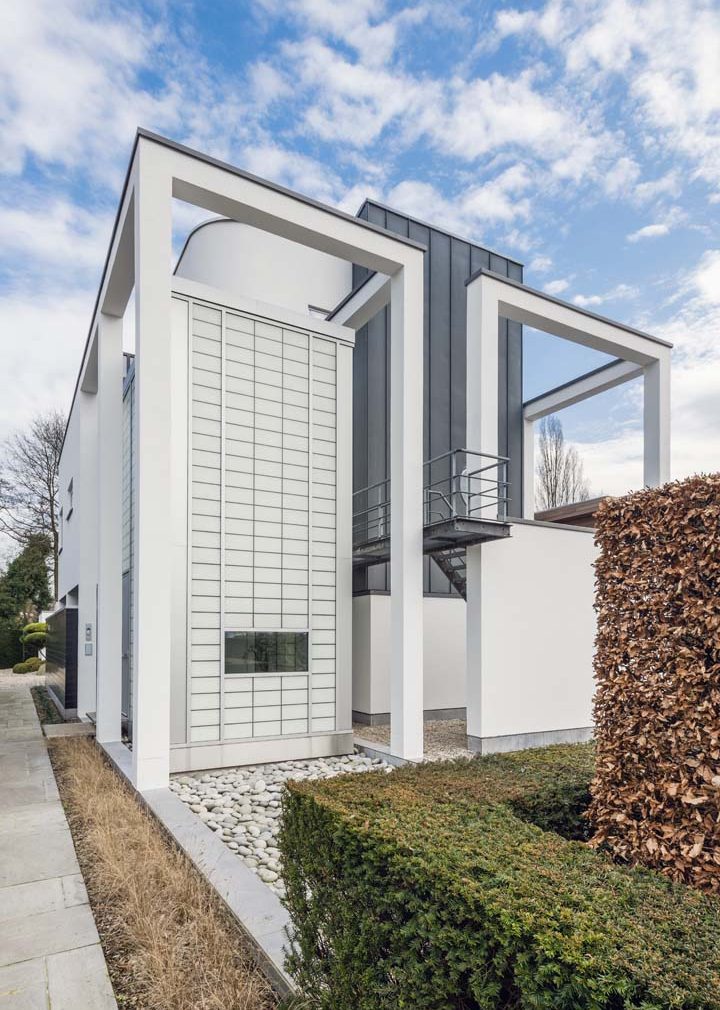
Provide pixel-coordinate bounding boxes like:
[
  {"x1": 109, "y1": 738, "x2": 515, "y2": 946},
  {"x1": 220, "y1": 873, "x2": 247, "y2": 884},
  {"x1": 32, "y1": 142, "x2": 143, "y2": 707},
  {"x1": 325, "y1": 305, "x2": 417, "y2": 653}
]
[
  {"x1": 385, "y1": 164, "x2": 533, "y2": 235},
  {"x1": 0, "y1": 284, "x2": 93, "y2": 441},
  {"x1": 497, "y1": 0, "x2": 720, "y2": 197},
  {"x1": 0, "y1": 198, "x2": 112, "y2": 274},
  {"x1": 530, "y1": 255, "x2": 553, "y2": 273},
  {"x1": 572, "y1": 283, "x2": 639, "y2": 308},
  {"x1": 691, "y1": 249, "x2": 720, "y2": 306},
  {"x1": 627, "y1": 223, "x2": 670, "y2": 242},
  {"x1": 0, "y1": 0, "x2": 182, "y2": 186},
  {"x1": 544, "y1": 278, "x2": 569, "y2": 295},
  {"x1": 603, "y1": 156, "x2": 640, "y2": 198}
]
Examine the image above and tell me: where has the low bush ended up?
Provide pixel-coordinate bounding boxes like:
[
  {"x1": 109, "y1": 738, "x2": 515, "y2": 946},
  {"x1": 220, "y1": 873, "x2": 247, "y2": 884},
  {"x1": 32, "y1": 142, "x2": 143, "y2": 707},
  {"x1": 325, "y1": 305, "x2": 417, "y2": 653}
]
[
  {"x1": 22, "y1": 621, "x2": 48, "y2": 636},
  {"x1": 13, "y1": 656, "x2": 43, "y2": 674},
  {"x1": 281, "y1": 745, "x2": 720, "y2": 1010},
  {"x1": 21, "y1": 631, "x2": 47, "y2": 648}
]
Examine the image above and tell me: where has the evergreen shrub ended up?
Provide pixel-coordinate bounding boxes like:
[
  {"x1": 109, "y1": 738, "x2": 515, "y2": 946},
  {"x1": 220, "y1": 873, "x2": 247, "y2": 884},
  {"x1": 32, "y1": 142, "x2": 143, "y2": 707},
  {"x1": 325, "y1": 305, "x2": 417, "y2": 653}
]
[{"x1": 281, "y1": 745, "x2": 720, "y2": 1009}]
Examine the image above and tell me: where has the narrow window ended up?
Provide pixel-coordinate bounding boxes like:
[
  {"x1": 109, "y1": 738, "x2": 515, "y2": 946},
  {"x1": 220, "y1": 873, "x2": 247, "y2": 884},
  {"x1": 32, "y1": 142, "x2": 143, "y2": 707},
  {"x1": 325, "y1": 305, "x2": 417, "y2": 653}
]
[{"x1": 225, "y1": 631, "x2": 308, "y2": 675}]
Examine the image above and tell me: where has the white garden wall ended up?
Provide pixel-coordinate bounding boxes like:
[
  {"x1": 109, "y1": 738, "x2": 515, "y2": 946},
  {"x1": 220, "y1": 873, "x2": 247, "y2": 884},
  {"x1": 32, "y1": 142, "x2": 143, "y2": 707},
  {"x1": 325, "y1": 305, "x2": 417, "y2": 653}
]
[
  {"x1": 467, "y1": 519, "x2": 598, "y2": 752},
  {"x1": 352, "y1": 594, "x2": 466, "y2": 723}
]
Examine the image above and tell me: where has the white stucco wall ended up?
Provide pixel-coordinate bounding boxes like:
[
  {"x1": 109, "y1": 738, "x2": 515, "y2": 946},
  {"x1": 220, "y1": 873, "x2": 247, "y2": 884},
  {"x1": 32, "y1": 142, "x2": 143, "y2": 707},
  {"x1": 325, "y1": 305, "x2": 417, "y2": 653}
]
[
  {"x1": 352, "y1": 594, "x2": 466, "y2": 719},
  {"x1": 473, "y1": 520, "x2": 598, "y2": 744},
  {"x1": 175, "y1": 221, "x2": 353, "y2": 317}
]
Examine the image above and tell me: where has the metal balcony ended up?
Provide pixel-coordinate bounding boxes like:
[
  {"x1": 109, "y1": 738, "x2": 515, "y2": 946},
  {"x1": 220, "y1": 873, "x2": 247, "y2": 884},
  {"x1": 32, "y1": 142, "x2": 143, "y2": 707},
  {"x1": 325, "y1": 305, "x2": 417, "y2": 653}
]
[{"x1": 352, "y1": 449, "x2": 512, "y2": 596}]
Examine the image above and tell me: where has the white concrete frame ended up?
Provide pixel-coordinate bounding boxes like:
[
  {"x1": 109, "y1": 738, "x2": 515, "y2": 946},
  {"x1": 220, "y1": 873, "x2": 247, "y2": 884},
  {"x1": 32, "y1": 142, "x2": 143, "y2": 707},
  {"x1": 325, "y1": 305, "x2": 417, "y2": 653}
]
[
  {"x1": 71, "y1": 130, "x2": 426, "y2": 788},
  {"x1": 465, "y1": 268, "x2": 671, "y2": 745},
  {"x1": 521, "y1": 359, "x2": 643, "y2": 518},
  {"x1": 329, "y1": 271, "x2": 390, "y2": 330}
]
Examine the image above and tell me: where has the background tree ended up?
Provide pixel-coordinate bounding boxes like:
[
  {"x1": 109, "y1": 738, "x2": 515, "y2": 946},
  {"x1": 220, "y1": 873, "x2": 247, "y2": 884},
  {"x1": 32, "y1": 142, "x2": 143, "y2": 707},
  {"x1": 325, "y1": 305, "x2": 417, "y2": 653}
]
[
  {"x1": 535, "y1": 415, "x2": 590, "y2": 510},
  {"x1": 0, "y1": 410, "x2": 65, "y2": 598},
  {"x1": 0, "y1": 534, "x2": 52, "y2": 668}
]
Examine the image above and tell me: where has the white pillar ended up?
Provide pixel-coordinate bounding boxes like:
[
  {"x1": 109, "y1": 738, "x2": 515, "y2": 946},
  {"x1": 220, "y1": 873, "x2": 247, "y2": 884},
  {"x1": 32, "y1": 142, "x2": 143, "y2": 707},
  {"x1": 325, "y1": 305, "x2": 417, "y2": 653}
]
[
  {"x1": 522, "y1": 416, "x2": 535, "y2": 519},
  {"x1": 389, "y1": 260, "x2": 424, "y2": 761},
  {"x1": 95, "y1": 313, "x2": 124, "y2": 744},
  {"x1": 76, "y1": 388, "x2": 98, "y2": 719},
  {"x1": 465, "y1": 275, "x2": 499, "y2": 750},
  {"x1": 131, "y1": 146, "x2": 173, "y2": 790},
  {"x1": 643, "y1": 353, "x2": 671, "y2": 487}
]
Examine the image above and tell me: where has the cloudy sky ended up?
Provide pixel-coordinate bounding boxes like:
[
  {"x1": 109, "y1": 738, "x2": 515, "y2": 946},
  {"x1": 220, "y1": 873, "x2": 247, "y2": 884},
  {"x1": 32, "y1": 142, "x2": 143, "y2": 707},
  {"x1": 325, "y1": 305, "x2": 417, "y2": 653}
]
[{"x1": 1, "y1": 0, "x2": 720, "y2": 499}]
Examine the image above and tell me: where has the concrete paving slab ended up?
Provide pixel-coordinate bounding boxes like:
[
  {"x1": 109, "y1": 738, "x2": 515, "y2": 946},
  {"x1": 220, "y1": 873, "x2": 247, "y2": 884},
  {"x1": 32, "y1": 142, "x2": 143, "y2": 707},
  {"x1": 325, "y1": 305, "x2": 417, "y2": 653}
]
[
  {"x1": 0, "y1": 802, "x2": 67, "y2": 838},
  {"x1": 42, "y1": 723, "x2": 94, "y2": 739},
  {"x1": 0, "y1": 878, "x2": 65, "y2": 923},
  {"x1": 0, "y1": 957, "x2": 49, "y2": 1009},
  {"x1": 46, "y1": 946, "x2": 117, "y2": 1010},
  {"x1": 60, "y1": 874, "x2": 88, "y2": 908},
  {"x1": 0, "y1": 904, "x2": 100, "y2": 969},
  {"x1": 0, "y1": 687, "x2": 117, "y2": 1008},
  {"x1": 0, "y1": 826, "x2": 79, "y2": 888}
]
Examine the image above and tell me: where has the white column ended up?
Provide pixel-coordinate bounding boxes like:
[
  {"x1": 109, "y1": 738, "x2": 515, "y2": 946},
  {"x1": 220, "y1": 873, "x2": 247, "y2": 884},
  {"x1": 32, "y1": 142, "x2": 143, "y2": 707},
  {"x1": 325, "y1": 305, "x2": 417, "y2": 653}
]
[
  {"x1": 389, "y1": 259, "x2": 424, "y2": 761},
  {"x1": 522, "y1": 416, "x2": 535, "y2": 519},
  {"x1": 465, "y1": 275, "x2": 499, "y2": 750},
  {"x1": 643, "y1": 353, "x2": 671, "y2": 487},
  {"x1": 131, "y1": 147, "x2": 173, "y2": 790},
  {"x1": 95, "y1": 313, "x2": 124, "y2": 743},
  {"x1": 76, "y1": 387, "x2": 98, "y2": 719},
  {"x1": 335, "y1": 342, "x2": 354, "y2": 733}
]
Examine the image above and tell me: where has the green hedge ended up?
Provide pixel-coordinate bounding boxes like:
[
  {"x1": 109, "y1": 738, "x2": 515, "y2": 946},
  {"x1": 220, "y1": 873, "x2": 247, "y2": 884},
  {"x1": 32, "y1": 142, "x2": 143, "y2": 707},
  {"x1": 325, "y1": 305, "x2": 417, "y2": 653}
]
[
  {"x1": 12, "y1": 654, "x2": 42, "y2": 670},
  {"x1": 22, "y1": 622, "x2": 47, "y2": 636},
  {"x1": 280, "y1": 745, "x2": 720, "y2": 1009}
]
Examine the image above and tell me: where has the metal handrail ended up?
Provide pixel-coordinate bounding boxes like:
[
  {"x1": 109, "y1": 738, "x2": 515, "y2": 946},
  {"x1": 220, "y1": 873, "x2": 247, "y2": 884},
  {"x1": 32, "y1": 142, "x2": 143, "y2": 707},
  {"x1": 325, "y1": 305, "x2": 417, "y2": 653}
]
[{"x1": 352, "y1": 448, "x2": 510, "y2": 545}]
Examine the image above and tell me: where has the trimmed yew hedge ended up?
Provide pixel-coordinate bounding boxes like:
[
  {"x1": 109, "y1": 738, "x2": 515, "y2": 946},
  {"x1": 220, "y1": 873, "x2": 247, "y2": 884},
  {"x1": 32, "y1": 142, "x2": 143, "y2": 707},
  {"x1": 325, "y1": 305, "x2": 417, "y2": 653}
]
[{"x1": 280, "y1": 746, "x2": 720, "y2": 1009}]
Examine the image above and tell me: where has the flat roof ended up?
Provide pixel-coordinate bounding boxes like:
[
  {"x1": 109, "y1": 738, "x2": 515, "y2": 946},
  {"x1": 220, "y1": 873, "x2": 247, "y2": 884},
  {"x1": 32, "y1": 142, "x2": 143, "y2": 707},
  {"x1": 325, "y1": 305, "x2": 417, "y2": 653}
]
[
  {"x1": 466, "y1": 267, "x2": 673, "y2": 349},
  {"x1": 62, "y1": 128, "x2": 429, "y2": 453},
  {"x1": 139, "y1": 129, "x2": 426, "y2": 253}
]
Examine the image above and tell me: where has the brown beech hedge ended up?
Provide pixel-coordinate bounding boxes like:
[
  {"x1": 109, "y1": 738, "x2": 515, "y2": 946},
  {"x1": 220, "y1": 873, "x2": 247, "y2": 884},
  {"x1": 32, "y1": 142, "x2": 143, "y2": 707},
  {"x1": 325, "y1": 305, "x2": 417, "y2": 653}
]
[{"x1": 589, "y1": 473, "x2": 720, "y2": 892}]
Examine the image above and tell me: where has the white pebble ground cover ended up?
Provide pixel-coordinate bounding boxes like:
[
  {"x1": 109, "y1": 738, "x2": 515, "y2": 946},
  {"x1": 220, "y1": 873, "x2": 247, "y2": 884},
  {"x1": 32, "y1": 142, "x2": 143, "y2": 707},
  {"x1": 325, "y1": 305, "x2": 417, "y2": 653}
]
[{"x1": 170, "y1": 752, "x2": 389, "y2": 896}]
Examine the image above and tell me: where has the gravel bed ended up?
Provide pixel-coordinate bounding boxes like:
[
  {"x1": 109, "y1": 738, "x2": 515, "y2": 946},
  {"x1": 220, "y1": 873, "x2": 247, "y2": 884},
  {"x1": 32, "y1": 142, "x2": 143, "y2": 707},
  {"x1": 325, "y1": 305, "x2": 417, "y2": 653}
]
[
  {"x1": 353, "y1": 718, "x2": 473, "y2": 761},
  {"x1": 171, "y1": 752, "x2": 389, "y2": 896}
]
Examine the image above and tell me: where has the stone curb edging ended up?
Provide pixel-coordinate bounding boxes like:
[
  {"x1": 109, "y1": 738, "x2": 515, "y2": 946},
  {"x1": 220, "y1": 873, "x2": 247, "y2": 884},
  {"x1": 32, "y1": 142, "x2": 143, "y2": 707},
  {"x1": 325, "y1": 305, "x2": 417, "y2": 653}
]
[
  {"x1": 353, "y1": 737, "x2": 414, "y2": 767},
  {"x1": 98, "y1": 741, "x2": 295, "y2": 998}
]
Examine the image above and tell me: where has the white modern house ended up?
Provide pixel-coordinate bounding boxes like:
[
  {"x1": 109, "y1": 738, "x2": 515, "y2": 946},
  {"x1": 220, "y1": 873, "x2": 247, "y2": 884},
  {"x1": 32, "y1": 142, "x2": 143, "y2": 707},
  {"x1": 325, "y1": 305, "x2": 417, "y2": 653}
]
[{"x1": 50, "y1": 130, "x2": 671, "y2": 789}]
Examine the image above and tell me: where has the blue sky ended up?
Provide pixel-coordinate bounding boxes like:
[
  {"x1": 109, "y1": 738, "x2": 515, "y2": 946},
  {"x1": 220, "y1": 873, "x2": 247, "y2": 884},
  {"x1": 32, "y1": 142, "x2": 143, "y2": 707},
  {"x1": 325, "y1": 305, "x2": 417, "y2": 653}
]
[{"x1": 2, "y1": 0, "x2": 720, "y2": 500}]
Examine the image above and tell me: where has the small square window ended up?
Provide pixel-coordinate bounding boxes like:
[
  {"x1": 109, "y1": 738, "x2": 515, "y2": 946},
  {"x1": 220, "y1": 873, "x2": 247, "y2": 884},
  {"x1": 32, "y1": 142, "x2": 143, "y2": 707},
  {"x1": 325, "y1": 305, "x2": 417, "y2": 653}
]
[{"x1": 225, "y1": 631, "x2": 308, "y2": 675}]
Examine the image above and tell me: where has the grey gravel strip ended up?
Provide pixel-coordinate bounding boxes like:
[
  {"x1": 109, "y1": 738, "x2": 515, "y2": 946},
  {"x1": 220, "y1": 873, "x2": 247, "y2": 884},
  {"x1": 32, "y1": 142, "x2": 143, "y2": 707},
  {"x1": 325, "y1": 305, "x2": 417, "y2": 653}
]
[{"x1": 171, "y1": 752, "x2": 390, "y2": 897}]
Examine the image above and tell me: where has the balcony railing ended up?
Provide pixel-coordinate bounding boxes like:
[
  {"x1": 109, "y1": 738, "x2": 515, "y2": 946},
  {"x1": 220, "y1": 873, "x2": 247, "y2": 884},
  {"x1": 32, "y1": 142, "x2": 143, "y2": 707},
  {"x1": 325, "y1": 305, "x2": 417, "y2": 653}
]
[{"x1": 352, "y1": 448, "x2": 509, "y2": 548}]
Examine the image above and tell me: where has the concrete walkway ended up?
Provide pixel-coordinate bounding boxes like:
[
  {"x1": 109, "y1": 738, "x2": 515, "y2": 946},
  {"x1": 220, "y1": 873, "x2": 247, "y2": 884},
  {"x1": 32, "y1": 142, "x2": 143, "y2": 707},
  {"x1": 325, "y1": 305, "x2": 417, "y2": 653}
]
[{"x1": 0, "y1": 687, "x2": 117, "y2": 1009}]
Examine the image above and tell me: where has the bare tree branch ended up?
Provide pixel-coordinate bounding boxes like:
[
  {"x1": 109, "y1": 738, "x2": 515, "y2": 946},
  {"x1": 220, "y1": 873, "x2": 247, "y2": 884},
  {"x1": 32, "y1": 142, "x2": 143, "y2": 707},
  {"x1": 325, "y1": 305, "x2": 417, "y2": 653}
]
[
  {"x1": 535, "y1": 415, "x2": 590, "y2": 511},
  {"x1": 0, "y1": 410, "x2": 65, "y2": 599}
]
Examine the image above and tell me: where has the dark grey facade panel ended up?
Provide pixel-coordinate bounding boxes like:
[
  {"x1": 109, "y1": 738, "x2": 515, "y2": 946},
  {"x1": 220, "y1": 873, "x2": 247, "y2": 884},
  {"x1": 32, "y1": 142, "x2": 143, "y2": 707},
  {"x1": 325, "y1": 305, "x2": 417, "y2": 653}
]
[{"x1": 352, "y1": 201, "x2": 524, "y2": 594}]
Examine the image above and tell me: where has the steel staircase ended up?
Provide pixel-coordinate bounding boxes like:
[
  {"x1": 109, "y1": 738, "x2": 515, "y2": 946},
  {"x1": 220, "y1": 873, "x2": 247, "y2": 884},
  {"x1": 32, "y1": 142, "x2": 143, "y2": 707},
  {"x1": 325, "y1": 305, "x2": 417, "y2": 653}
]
[
  {"x1": 430, "y1": 545, "x2": 469, "y2": 599},
  {"x1": 352, "y1": 448, "x2": 512, "y2": 599}
]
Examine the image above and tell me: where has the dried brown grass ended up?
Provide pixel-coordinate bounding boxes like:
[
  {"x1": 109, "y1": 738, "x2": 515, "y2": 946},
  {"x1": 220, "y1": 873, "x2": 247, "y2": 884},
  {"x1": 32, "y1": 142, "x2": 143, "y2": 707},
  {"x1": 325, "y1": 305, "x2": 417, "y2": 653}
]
[{"x1": 49, "y1": 736, "x2": 278, "y2": 1010}]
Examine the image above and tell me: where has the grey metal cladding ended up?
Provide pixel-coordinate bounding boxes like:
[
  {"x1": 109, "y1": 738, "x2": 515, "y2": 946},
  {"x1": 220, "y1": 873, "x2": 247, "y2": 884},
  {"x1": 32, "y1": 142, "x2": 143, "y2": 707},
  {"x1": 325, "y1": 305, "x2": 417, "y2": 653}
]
[{"x1": 351, "y1": 201, "x2": 524, "y2": 595}]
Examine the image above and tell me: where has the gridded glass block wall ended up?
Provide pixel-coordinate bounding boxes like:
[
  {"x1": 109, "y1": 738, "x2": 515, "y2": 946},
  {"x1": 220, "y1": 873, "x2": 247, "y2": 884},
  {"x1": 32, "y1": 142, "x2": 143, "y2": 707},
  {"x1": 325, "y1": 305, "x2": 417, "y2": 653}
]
[{"x1": 187, "y1": 301, "x2": 339, "y2": 743}]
